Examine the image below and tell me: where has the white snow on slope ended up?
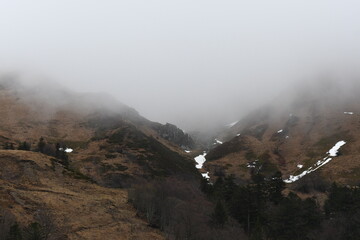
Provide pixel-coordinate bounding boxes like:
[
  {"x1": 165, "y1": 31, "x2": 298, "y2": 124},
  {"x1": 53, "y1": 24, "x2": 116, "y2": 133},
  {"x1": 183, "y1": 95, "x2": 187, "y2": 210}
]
[
  {"x1": 214, "y1": 139, "x2": 223, "y2": 144},
  {"x1": 195, "y1": 152, "x2": 207, "y2": 169},
  {"x1": 277, "y1": 129, "x2": 283, "y2": 133},
  {"x1": 202, "y1": 172, "x2": 210, "y2": 179},
  {"x1": 297, "y1": 164, "x2": 303, "y2": 169},
  {"x1": 65, "y1": 148, "x2": 73, "y2": 153},
  {"x1": 328, "y1": 141, "x2": 346, "y2": 156},
  {"x1": 226, "y1": 121, "x2": 239, "y2": 128},
  {"x1": 344, "y1": 112, "x2": 354, "y2": 115},
  {"x1": 185, "y1": 150, "x2": 191, "y2": 153},
  {"x1": 284, "y1": 141, "x2": 346, "y2": 183}
]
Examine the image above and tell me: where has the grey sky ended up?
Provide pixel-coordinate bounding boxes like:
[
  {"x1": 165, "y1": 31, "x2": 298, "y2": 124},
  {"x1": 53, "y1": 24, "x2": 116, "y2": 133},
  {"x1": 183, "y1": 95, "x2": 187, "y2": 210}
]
[{"x1": 1, "y1": 1, "x2": 360, "y2": 130}]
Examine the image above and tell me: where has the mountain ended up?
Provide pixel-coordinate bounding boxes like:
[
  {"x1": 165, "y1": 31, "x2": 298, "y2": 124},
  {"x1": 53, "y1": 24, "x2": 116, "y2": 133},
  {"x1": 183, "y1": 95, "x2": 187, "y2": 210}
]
[
  {"x1": 0, "y1": 80, "x2": 203, "y2": 239},
  {"x1": 204, "y1": 81, "x2": 360, "y2": 186}
]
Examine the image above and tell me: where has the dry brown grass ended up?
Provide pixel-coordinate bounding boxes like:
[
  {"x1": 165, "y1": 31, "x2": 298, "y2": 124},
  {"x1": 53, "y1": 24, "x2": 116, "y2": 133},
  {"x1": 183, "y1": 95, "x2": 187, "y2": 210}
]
[{"x1": 0, "y1": 150, "x2": 164, "y2": 240}]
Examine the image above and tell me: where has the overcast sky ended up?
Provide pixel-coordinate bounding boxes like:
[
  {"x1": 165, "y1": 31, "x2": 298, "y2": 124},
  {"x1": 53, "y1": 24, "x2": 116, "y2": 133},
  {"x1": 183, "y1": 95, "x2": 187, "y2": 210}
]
[{"x1": 1, "y1": 1, "x2": 360, "y2": 130}]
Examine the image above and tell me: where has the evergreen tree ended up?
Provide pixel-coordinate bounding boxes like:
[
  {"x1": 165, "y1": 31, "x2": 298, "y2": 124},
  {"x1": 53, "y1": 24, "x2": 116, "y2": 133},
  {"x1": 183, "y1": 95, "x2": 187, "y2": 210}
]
[
  {"x1": 223, "y1": 175, "x2": 237, "y2": 202},
  {"x1": 4, "y1": 142, "x2": 10, "y2": 150},
  {"x1": 55, "y1": 143, "x2": 61, "y2": 158},
  {"x1": 267, "y1": 171, "x2": 285, "y2": 204},
  {"x1": 37, "y1": 138, "x2": 45, "y2": 153},
  {"x1": 211, "y1": 200, "x2": 228, "y2": 227},
  {"x1": 200, "y1": 177, "x2": 213, "y2": 196},
  {"x1": 18, "y1": 142, "x2": 30, "y2": 151},
  {"x1": 24, "y1": 222, "x2": 43, "y2": 240},
  {"x1": 7, "y1": 222, "x2": 22, "y2": 240}
]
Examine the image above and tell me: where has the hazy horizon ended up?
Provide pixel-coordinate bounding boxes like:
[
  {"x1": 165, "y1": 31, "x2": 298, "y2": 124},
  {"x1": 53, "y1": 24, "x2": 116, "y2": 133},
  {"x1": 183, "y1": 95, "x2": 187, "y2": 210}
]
[{"x1": 1, "y1": 1, "x2": 360, "y2": 131}]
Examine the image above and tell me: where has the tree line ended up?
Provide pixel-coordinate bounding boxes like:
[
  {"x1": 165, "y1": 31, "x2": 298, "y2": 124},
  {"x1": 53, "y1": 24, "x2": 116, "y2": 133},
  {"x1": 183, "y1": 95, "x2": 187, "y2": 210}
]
[
  {"x1": 0, "y1": 208, "x2": 64, "y2": 240},
  {"x1": 201, "y1": 171, "x2": 360, "y2": 240},
  {"x1": 3, "y1": 138, "x2": 69, "y2": 167}
]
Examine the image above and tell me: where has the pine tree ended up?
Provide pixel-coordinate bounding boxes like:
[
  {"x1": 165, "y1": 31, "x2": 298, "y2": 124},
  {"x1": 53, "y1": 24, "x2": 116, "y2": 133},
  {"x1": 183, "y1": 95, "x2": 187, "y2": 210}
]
[
  {"x1": 55, "y1": 143, "x2": 61, "y2": 158},
  {"x1": 18, "y1": 142, "x2": 30, "y2": 151},
  {"x1": 211, "y1": 200, "x2": 228, "y2": 227},
  {"x1": 7, "y1": 222, "x2": 22, "y2": 240},
  {"x1": 24, "y1": 222, "x2": 43, "y2": 240},
  {"x1": 37, "y1": 138, "x2": 46, "y2": 153},
  {"x1": 267, "y1": 171, "x2": 285, "y2": 204}
]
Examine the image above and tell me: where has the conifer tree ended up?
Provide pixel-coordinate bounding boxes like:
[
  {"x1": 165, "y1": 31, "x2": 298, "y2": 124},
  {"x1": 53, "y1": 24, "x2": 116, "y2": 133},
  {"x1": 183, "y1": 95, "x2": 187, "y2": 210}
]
[
  {"x1": 37, "y1": 138, "x2": 46, "y2": 153},
  {"x1": 211, "y1": 200, "x2": 228, "y2": 227},
  {"x1": 8, "y1": 222, "x2": 22, "y2": 240},
  {"x1": 18, "y1": 141, "x2": 30, "y2": 151}
]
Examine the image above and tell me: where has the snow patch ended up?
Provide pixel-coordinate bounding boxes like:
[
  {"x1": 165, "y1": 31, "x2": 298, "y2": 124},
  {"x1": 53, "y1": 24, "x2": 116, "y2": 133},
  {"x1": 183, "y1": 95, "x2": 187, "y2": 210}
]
[
  {"x1": 202, "y1": 172, "x2": 210, "y2": 179},
  {"x1": 297, "y1": 164, "x2": 303, "y2": 169},
  {"x1": 226, "y1": 121, "x2": 239, "y2": 128},
  {"x1": 65, "y1": 148, "x2": 73, "y2": 153},
  {"x1": 194, "y1": 152, "x2": 207, "y2": 169},
  {"x1": 247, "y1": 160, "x2": 258, "y2": 168},
  {"x1": 236, "y1": 133, "x2": 241, "y2": 137},
  {"x1": 214, "y1": 139, "x2": 223, "y2": 144},
  {"x1": 344, "y1": 112, "x2": 354, "y2": 115},
  {"x1": 328, "y1": 141, "x2": 346, "y2": 157},
  {"x1": 284, "y1": 141, "x2": 346, "y2": 183},
  {"x1": 277, "y1": 129, "x2": 283, "y2": 133},
  {"x1": 185, "y1": 150, "x2": 191, "y2": 153}
]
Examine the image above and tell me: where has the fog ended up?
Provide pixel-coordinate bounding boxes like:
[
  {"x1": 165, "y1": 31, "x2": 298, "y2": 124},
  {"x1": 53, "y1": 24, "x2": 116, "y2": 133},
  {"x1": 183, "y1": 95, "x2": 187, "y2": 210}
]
[{"x1": 1, "y1": 1, "x2": 360, "y2": 131}]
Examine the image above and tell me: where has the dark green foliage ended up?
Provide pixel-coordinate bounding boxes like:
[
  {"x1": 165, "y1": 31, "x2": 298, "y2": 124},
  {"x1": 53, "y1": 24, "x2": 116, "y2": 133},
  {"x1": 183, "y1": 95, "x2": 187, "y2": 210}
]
[
  {"x1": 266, "y1": 193, "x2": 322, "y2": 240},
  {"x1": 200, "y1": 177, "x2": 213, "y2": 196},
  {"x1": 142, "y1": 137, "x2": 198, "y2": 177},
  {"x1": 23, "y1": 222, "x2": 43, "y2": 240},
  {"x1": 322, "y1": 183, "x2": 360, "y2": 239},
  {"x1": 211, "y1": 200, "x2": 228, "y2": 227},
  {"x1": 292, "y1": 172, "x2": 330, "y2": 193},
  {"x1": 55, "y1": 143, "x2": 61, "y2": 159},
  {"x1": 128, "y1": 178, "x2": 246, "y2": 240},
  {"x1": 4, "y1": 142, "x2": 14, "y2": 150},
  {"x1": 7, "y1": 223, "x2": 22, "y2": 240},
  {"x1": 267, "y1": 171, "x2": 285, "y2": 204},
  {"x1": 107, "y1": 126, "x2": 198, "y2": 177},
  {"x1": 324, "y1": 183, "x2": 360, "y2": 215},
  {"x1": 18, "y1": 142, "x2": 30, "y2": 151},
  {"x1": 202, "y1": 171, "x2": 324, "y2": 239},
  {"x1": 37, "y1": 138, "x2": 46, "y2": 153}
]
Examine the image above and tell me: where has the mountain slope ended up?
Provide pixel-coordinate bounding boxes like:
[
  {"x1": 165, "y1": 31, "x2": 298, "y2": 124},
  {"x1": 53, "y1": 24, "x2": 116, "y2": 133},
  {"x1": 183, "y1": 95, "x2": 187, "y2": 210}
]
[
  {"x1": 0, "y1": 80, "x2": 200, "y2": 239},
  {"x1": 0, "y1": 150, "x2": 164, "y2": 240},
  {"x1": 205, "y1": 83, "x2": 360, "y2": 185}
]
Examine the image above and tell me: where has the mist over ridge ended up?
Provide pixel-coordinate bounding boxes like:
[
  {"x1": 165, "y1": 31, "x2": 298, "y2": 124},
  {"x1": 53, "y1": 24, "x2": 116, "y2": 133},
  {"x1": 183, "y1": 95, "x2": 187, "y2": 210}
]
[{"x1": 1, "y1": 1, "x2": 360, "y2": 131}]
